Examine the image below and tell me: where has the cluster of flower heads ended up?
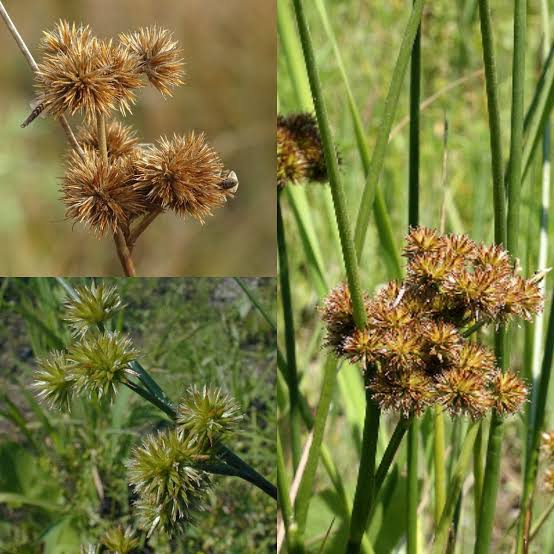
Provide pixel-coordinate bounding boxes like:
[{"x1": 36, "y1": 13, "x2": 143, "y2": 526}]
[
  {"x1": 541, "y1": 430, "x2": 554, "y2": 493},
  {"x1": 128, "y1": 386, "x2": 243, "y2": 536},
  {"x1": 33, "y1": 282, "x2": 245, "y2": 537},
  {"x1": 31, "y1": 21, "x2": 236, "y2": 238},
  {"x1": 277, "y1": 112, "x2": 328, "y2": 189},
  {"x1": 322, "y1": 227, "x2": 543, "y2": 419}
]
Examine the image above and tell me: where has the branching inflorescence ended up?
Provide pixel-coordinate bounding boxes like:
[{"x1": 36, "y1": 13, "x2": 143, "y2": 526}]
[
  {"x1": 32, "y1": 281, "x2": 274, "y2": 538},
  {"x1": 11, "y1": 17, "x2": 238, "y2": 275},
  {"x1": 322, "y1": 227, "x2": 543, "y2": 420}
]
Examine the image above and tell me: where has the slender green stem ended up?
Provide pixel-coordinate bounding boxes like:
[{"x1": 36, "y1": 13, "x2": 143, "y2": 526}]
[
  {"x1": 345, "y1": 386, "x2": 381, "y2": 554},
  {"x1": 506, "y1": 0, "x2": 526, "y2": 258},
  {"x1": 407, "y1": 419, "x2": 419, "y2": 554},
  {"x1": 123, "y1": 378, "x2": 175, "y2": 419},
  {"x1": 292, "y1": 0, "x2": 366, "y2": 329},
  {"x1": 477, "y1": 0, "x2": 506, "y2": 246},
  {"x1": 353, "y1": 0, "x2": 425, "y2": 258},
  {"x1": 433, "y1": 405, "x2": 447, "y2": 528},
  {"x1": 235, "y1": 278, "x2": 276, "y2": 331},
  {"x1": 472, "y1": 422, "x2": 484, "y2": 531},
  {"x1": 277, "y1": 431, "x2": 303, "y2": 553},
  {"x1": 433, "y1": 421, "x2": 480, "y2": 554},
  {"x1": 277, "y1": 192, "x2": 302, "y2": 469},
  {"x1": 313, "y1": 0, "x2": 402, "y2": 279},
  {"x1": 530, "y1": 498, "x2": 554, "y2": 541},
  {"x1": 294, "y1": 356, "x2": 338, "y2": 535}
]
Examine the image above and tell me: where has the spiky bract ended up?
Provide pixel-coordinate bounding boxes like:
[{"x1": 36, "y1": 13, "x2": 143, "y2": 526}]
[
  {"x1": 101, "y1": 525, "x2": 139, "y2": 554},
  {"x1": 33, "y1": 350, "x2": 77, "y2": 411},
  {"x1": 135, "y1": 133, "x2": 232, "y2": 221},
  {"x1": 277, "y1": 112, "x2": 327, "y2": 188},
  {"x1": 62, "y1": 148, "x2": 147, "y2": 236},
  {"x1": 67, "y1": 331, "x2": 138, "y2": 401},
  {"x1": 64, "y1": 282, "x2": 123, "y2": 336},
  {"x1": 127, "y1": 429, "x2": 210, "y2": 536},
  {"x1": 78, "y1": 120, "x2": 139, "y2": 159},
  {"x1": 322, "y1": 227, "x2": 540, "y2": 419},
  {"x1": 176, "y1": 386, "x2": 243, "y2": 449},
  {"x1": 119, "y1": 26, "x2": 185, "y2": 96}
]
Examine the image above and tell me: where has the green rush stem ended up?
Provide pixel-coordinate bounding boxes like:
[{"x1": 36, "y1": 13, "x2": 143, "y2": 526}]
[
  {"x1": 477, "y1": 0, "x2": 506, "y2": 246},
  {"x1": 529, "y1": 498, "x2": 554, "y2": 542},
  {"x1": 277, "y1": 192, "x2": 302, "y2": 470},
  {"x1": 407, "y1": 10, "x2": 421, "y2": 553},
  {"x1": 123, "y1": 378, "x2": 175, "y2": 420},
  {"x1": 515, "y1": 290, "x2": 554, "y2": 553},
  {"x1": 345, "y1": 385, "x2": 381, "y2": 554},
  {"x1": 353, "y1": 0, "x2": 425, "y2": 258},
  {"x1": 294, "y1": 356, "x2": 338, "y2": 536},
  {"x1": 407, "y1": 419, "x2": 419, "y2": 554},
  {"x1": 474, "y1": 2, "x2": 510, "y2": 552},
  {"x1": 235, "y1": 277, "x2": 277, "y2": 331},
  {"x1": 433, "y1": 421, "x2": 480, "y2": 554},
  {"x1": 472, "y1": 422, "x2": 484, "y2": 532},
  {"x1": 506, "y1": 0, "x2": 526, "y2": 259},
  {"x1": 292, "y1": 0, "x2": 366, "y2": 329},
  {"x1": 433, "y1": 406, "x2": 447, "y2": 528},
  {"x1": 277, "y1": 431, "x2": 303, "y2": 553}
]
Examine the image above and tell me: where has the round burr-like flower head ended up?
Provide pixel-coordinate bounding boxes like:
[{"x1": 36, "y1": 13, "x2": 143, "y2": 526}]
[
  {"x1": 33, "y1": 350, "x2": 77, "y2": 411},
  {"x1": 135, "y1": 133, "x2": 233, "y2": 221},
  {"x1": 64, "y1": 282, "x2": 124, "y2": 337},
  {"x1": 101, "y1": 526, "x2": 139, "y2": 554},
  {"x1": 176, "y1": 386, "x2": 243, "y2": 449},
  {"x1": 128, "y1": 429, "x2": 210, "y2": 536},
  {"x1": 119, "y1": 26, "x2": 185, "y2": 96},
  {"x1": 77, "y1": 119, "x2": 139, "y2": 159},
  {"x1": 490, "y1": 370, "x2": 528, "y2": 417},
  {"x1": 67, "y1": 331, "x2": 138, "y2": 401},
  {"x1": 62, "y1": 148, "x2": 148, "y2": 237},
  {"x1": 277, "y1": 112, "x2": 327, "y2": 188},
  {"x1": 35, "y1": 21, "x2": 142, "y2": 120}
]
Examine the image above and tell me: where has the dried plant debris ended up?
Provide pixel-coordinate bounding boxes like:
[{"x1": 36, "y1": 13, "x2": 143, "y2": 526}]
[{"x1": 321, "y1": 227, "x2": 544, "y2": 419}]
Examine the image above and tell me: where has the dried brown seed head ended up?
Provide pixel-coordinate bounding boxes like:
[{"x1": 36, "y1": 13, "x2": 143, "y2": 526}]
[
  {"x1": 62, "y1": 148, "x2": 147, "y2": 236},
  {"x1": 78, "y1": 120, "x2": 139, "y2": 159},
  {"x1": 40, "y1": 20, "x2": 94, "y2": 56},
  {"x1": 119, "y1": 26, "x2": 185, "y2": 96},
  {"x1": 490, "y1": 370, "x2": 528, "y2": 416},
  {"x1": 135, "y1": 133, "x2": 231, "y2": 221},
  {"x1": 498, "y1": 275, "x2": 543, "y2": 322},
  {"x1": 403, "y1": 226, "x2": 443, "y2": 259},
  {"x1": 342, "y1": 328, "x2": 383, "y2": 365}
]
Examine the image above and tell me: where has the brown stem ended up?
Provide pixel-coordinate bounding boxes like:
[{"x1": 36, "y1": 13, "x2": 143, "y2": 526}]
[
  {"x1": 113, "y1": 228, "x2": 136, "y2": 276},
  {"x1": 96, "y1": 111, "x2": 108, "y2": 165},
  {"x1": 128, "y1": 208, "x2": 163, "y2": 250}
]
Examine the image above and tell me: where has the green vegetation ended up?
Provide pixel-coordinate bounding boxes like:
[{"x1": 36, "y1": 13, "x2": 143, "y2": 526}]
[{"x1": 0, "y1": 277, "x2": 276, "y2": 553}]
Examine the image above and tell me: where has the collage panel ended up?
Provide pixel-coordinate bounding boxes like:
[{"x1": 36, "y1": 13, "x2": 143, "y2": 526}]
[
  {"x1": 0, "y1": 277, "x2": 276, "y2": 552},
  {"x1": 0, "y1": 1, "x2": 275, "y2": 276}
]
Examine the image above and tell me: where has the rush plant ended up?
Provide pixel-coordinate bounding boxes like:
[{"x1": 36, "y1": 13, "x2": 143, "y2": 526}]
[{"x1": 0, "y1": 5, "x2": 238, "y2": 275}]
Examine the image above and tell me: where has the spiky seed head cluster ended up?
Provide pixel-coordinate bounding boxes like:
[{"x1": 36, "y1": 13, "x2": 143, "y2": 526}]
[
  {"x1": 135, "y1": 133, "x2": 234, "y2": 221},
  {"x1": 64, "y1": 282, "x2": 124, "y2": 336},
  {"x1": 78, "y1": 120, "x2": 139, "y2": 159},
  {"x1": 176, "y1": 386, "x2": 243, "y2": 449},
  {"x1": 321, "y1": 227, "x2": 540, "y2": 419},
  {"x1": 33, "y1": 350, "x2": 77, "y2": 411},
  {"x1": 67, "y1": 331, "x2": 138, "y2": 401},
  {"x1": 119, "y1": 26, "x2": 185, "y2": 96},
  {"x1": 62, "y1": 147, "x2": 148, "y2": 236},
  {"x1": 101, "y1": 525, "x2": 139, "y2": 554},
  {"x1": 127, "y1": 429, "x2": 211, "y2": 537},
  {"x1": 277, "y1": 112, "x2": 328, "y2": 189}
]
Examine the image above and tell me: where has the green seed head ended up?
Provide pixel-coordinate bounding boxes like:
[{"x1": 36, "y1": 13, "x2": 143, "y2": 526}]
[
  {"x1": 176, "y1": 386, "x2": 243, "y2": 449},
  {"x1": 64, "y1": 282, "x2": 124, "y2": 336},
  {"x1": 33, "y1": 350, "x2": 77, "y2": 411},
  {"x1": 68, "y1": 331, "x2": 138, "y2": 401},
  {"x1": 101, "y1": 525, "x2": 139, "y2": 554},
  {"x1": 128, "y1": 429, "x2": 211, "y2": 536}
]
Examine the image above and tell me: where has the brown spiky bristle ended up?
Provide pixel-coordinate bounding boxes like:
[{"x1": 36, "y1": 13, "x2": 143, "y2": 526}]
[
  {"x1": 36, "y1": 21, "x2": 143, "y2": 120},
  {"x1": 62, "y1": 148, "x2": 147, "y2": 236},
  {"x1": 135, "y1": 133, "x2": 232, "y2": 221},
  {"x1": 119, "y1": 26, "x2": 185, "y2": 96},
  {"x1": 78, "y1": 120, "x2": 139, "y2": 159}
]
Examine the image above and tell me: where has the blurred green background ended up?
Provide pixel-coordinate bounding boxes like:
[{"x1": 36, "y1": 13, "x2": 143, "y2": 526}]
[
  {"x1": 0, "y1": 277, "x2": 276, "y2": 553},
  {"x1": 0, "y1": 0, "x2": 275, "y2": 276}
]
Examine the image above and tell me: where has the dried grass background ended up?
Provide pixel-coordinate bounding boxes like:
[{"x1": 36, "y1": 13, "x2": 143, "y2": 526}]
[{"x1": 0, "y1": 0, "x2": 275, "y2": 276}]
